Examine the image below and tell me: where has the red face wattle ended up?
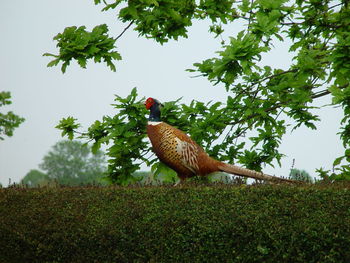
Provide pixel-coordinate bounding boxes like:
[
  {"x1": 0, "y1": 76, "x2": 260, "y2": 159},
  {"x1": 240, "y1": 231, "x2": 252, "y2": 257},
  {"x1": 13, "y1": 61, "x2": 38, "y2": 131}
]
[{"x1": 145, "y1": 97, "x2": 154, "y2": 110}]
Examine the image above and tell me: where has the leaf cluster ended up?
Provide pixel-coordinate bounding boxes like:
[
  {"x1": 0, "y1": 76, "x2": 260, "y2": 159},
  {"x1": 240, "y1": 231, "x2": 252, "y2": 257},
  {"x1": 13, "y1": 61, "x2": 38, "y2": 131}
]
[
  {"x1": 44, "y1": 24, "x2": 121, "y2": 73},
  {"x1": 0, "y1": 91, "x2": 25, "y2": 140},
  {"x1": 57, "y1": 88, "x2": 150, "y2": 185},
  {"x1": 94, "y1": 0, "x2": 238, "y2": 44}
]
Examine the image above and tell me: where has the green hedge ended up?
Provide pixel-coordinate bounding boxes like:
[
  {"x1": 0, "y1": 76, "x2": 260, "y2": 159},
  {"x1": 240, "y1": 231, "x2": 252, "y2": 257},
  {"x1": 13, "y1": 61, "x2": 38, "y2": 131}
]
[{"x1": 0, "y1": 184, "x2": 349, "y2": 262}]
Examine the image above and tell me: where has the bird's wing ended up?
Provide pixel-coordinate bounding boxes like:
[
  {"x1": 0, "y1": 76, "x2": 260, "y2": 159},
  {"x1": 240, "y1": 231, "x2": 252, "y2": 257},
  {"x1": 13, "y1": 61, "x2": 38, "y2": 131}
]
[{"x1": 174, "y1": 137, "x2": 200, "y2": 174}]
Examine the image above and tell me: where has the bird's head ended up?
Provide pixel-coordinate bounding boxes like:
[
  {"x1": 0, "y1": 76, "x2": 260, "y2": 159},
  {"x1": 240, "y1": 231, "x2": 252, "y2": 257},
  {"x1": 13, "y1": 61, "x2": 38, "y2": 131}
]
[
  {"x1": 145, "y1": 97, "x2": 163, "y2": 110},
  {"x1": 145, "y1": 97, "x2": 163, "y2": 122}
]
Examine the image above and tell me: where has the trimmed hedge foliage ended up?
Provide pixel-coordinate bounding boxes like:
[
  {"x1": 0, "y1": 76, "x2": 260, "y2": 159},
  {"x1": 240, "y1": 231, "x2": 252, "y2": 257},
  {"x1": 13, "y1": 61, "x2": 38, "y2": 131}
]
[{"x1": 0, "y1": 184, "x2": 350, "y2": 262}]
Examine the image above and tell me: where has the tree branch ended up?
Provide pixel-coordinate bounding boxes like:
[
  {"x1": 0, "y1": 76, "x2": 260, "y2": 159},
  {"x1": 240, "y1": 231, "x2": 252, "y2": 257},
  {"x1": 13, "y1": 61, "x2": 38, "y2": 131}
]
[
  {"x1": 251, "y1": 69, "x2": 298, "y2": 86},
  {"x1": 115, "y1": 21, "x2": 134, "y2": 41},
  {"x1": 248, "y1": 0, "x2": 255, "y2": 30},
  {"x1": 311, "y1": 83, "x2": 349, "y2": 99}
]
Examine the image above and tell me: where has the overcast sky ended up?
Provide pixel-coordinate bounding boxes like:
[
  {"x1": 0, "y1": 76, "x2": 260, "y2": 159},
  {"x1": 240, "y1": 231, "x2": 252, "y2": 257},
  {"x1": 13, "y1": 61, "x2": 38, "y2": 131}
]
[{"x1": 0, "y1": 1, "x2": 344, "y2": 186}]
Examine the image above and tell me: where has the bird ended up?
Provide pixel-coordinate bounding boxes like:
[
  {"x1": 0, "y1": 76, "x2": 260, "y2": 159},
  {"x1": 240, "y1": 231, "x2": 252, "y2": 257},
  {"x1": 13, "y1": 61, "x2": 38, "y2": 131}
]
[{"x1": 145, "y1": 97, "x2": 300, "y2": 185}]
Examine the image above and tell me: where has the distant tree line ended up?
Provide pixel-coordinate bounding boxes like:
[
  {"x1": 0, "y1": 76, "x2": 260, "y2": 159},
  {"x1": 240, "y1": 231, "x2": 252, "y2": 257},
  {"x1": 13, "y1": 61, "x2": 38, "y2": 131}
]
[
  {"x1": 20, "y1": 140, "x2": 314, "y2": 188},
  {"x1": 21, "y1": 140, "x2": 107, "y2": 187}
]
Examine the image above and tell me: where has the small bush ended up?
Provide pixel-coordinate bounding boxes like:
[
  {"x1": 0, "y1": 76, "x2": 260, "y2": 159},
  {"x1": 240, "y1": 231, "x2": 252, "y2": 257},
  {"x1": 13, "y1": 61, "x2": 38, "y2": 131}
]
[{"x1": 0, "y1": 184, "x2": 349, "y2": 262}]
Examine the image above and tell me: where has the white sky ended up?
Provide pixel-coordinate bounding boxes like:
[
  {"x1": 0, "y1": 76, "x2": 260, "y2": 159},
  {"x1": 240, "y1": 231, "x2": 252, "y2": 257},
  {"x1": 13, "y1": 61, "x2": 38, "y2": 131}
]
[{"x1": 0, "y1": 0, "x2": 344, "y2": 186}]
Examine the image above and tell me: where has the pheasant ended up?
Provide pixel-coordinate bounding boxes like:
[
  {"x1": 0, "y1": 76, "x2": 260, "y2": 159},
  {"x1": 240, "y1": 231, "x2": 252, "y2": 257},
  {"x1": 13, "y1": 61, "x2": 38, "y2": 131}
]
[{"x1": 145, "y1": 97, "x2": 299, "y2": 185}]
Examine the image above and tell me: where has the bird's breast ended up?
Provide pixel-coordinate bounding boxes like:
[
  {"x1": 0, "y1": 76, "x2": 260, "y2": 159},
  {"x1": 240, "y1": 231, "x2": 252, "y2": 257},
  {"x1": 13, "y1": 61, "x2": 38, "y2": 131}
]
[{"x1": 146, "y1": 122, "x2": 199, "y2": 176}]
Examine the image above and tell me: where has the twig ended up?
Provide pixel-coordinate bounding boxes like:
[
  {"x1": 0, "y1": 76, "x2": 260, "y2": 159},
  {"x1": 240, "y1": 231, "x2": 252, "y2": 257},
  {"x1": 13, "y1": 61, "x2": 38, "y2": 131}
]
[
  {"x1": 115, "y1": 21, "x2": 134, "y2": 41},
  {"x1": 312, "y1": 83, "x2": 349, "y2": 99},
  {"x1": 328, "y1": 3, "x2": 343, "y2": 10},
  {"x1": 232, "y1": 15, "x2": 251, "y2": 21},
  {"x1": 248, "y1": 0, "x2": 255, "y2": 30},
  {"x1": 251, "y1": 69, "x2": 298, "y2": 86},
  {"x1": 190, "y1": 74, "x2": 206, "y2": 78}
]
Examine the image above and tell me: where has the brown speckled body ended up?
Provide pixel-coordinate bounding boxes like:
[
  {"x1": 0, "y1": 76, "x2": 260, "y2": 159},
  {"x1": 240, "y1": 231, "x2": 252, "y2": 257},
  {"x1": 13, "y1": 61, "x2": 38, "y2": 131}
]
[
  {"x1": 147, "y1": 121, "x2": 221, "y2": 180},
  {"x1": 146, "y1": 121, "x2": 301, "y2": 184}
]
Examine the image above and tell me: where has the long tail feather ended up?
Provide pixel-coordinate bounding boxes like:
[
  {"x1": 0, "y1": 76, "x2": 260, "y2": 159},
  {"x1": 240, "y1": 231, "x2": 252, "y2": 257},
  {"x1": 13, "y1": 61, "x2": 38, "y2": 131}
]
[{"x1": 218, "y1": 163, "x2": 303, "y2": 184}]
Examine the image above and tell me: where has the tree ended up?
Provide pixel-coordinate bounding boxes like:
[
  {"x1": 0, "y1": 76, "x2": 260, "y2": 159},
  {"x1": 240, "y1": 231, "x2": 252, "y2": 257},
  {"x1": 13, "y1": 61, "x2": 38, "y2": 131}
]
[
  {"x1": 21, "y1": 169, "x2": 51, "y2": 187},
  {"x1": 0, "y1": 91, "x2": 25, "y2": 140},
  {"x1": 39, "y1": 140, "x2": 107, "y2": 186},
  {"x1": 289, "y1": 168, "x2": 313, "y2": 183},
  {"x1": 47, "y1": 0, "x2": 350, "y2": 184}
]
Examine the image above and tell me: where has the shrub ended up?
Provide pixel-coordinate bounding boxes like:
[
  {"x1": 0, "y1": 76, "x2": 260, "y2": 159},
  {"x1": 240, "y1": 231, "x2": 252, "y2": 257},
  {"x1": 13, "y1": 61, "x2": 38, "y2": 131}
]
[{"x1": 0, "y1": 184, "x2": 349, "y2": 262}]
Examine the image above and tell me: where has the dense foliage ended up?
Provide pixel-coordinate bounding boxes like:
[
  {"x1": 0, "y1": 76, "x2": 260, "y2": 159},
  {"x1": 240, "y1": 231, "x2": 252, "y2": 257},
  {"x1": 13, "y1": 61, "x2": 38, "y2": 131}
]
[
  {"x1": 43, "y1": 24, "x2": 121, "y2": 73},
  {"x1": 1, "y1": 185, "x2": 349, "y2": 262},
  {"x1": 48, "y1": 0, "x2": 350, "y2": 184},
  {"x1": 0, "y1": 91, "x2": 24, "y2": 140}
]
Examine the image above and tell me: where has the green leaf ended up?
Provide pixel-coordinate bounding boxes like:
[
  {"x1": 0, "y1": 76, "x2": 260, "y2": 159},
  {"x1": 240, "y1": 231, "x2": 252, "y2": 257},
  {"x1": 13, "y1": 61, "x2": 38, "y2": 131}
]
[
  {"x1": 333, "y1": 156, "x2": 344, "y2": 167},
  {"x1": 47, "y1": 59, "x2": 60, "y2": 67},
  {"x1": 42, "y1": 53, "x2": 58, "y2": 57}
]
